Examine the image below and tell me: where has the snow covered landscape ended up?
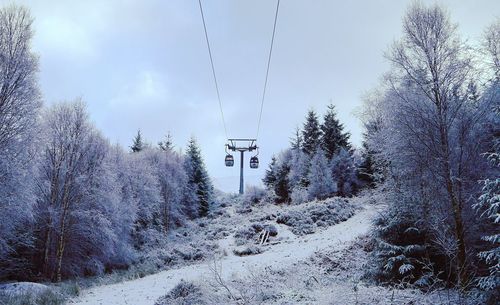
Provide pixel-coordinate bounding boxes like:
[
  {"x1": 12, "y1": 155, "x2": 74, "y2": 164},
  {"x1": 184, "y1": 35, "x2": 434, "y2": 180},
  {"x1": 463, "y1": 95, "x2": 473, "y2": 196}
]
[{"x1": 0, "y1": 0, "x2": 499, "y2": 304}]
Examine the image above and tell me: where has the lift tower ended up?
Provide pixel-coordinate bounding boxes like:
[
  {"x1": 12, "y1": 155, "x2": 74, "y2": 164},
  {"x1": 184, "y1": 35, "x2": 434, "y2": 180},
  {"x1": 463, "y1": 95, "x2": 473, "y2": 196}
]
[{"x1": 225, "y1": 139, "x2": 258, "y2": 194}]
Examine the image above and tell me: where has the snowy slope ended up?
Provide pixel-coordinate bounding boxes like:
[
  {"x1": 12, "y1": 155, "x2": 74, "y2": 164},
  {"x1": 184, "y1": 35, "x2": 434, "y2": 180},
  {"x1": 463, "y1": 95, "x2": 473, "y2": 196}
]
[{"x1": 69, "y1": 204, "x2": 379, "y2": 305}]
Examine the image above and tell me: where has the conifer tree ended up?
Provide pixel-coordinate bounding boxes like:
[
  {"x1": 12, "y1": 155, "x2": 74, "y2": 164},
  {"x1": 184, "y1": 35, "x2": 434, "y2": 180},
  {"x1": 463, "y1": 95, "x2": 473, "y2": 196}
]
[
  {"x1": 301, "y1": 110, "x2": 322, "y2": 155},
  {"x1": 184, "y1": 137, "x2": 213, "y2": 217},
  {"x1": 274, "y1": 161, "x2": 291, "y2": 203},
  {"x1": 475, "y1": 130, "x2": 499, "y2": 291},
  {"x1": 290, "y1": 126, "x2": 303, "y2": 150},
  {"x1": 131, "y1": 130, "x2": 145, "y2": 153},
  {"x1": 308, "y1": 149, "x2": 335, "y2": 200},
  {"x1": 158, "y1": 131, "x2": 174, "y2": 152},
  {"x1": 331, "y1": 148, "x2": 357, "y2": 197},
  {"x1": 320, "y1": 104, "x2": 351, "y2": 160},
  {"x1": 357, "y1": 136, "x2": 376, "y2": 188},
  {"x1": 263, "y1": 155, "x2": 277, "y2": 189}
]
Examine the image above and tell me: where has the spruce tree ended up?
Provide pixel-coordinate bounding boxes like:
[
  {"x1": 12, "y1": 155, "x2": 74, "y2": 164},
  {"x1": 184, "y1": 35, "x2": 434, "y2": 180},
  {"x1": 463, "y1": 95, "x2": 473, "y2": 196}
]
[
  {"x1": 263, "y1": 155, "x2": 277, "y2": 189},
  {"x1": 290, "y1": 126, "x2": 303, "y2": 150},
  {"x1": 159, "y1": 131, "x2": 174, "y2": 152},
  {"x1": 274, "y1": 162, "x2": 291, "y2": 204},
  {"x1": 301, "y1": 110, "x2": 322, "y2": 155},
  {"x1": 474, "y1": 136, "x2": 500, "y2": 291},
  {"x1": 184, "y1": 137, "x2": 213, "y2": 217},
  {"x1": 320, "y1": 104, "x2": 350, "y2": 160},
  {"x1": 131, "y1": 130, "x2": 144, "y2": 153}
]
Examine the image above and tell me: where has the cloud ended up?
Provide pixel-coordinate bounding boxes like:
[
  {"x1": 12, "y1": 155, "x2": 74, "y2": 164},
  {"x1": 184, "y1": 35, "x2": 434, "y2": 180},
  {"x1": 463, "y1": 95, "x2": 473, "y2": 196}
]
[
  {"x1": 109, "y1": 71, "x2": 169, "y2": 107},
  {"x1": 37, "y1": 16, "x2": 97, "y2": 59}
]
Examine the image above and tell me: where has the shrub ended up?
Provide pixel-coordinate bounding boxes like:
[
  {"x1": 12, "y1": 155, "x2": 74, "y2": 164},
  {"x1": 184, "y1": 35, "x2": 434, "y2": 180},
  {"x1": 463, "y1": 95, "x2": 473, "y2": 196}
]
[
  {"x1": 233, "y1": 246, "x2": 262, "y2": 256},
  {"x1": 155, "y1": 280, "x2": 206, "y2": 305},
  {"x1": 276, "y1": 197, "x2": 355, "y2": 235},
  {"x1": 243, "y1": 185, "x2": 266, "y2": 204}
]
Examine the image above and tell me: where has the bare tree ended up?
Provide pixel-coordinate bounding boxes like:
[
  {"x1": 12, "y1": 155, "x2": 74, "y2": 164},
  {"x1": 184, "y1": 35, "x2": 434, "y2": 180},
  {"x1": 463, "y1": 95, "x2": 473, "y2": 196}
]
[
  {"x1": 0, "y1": 5, "x2": 40, "y2": 279},
  {"x1": 483, "y1": 18, "x2": 500, "y2": 76},
  {"x1": 0, "y1": 5, "x2": 40, "y2": 151}
]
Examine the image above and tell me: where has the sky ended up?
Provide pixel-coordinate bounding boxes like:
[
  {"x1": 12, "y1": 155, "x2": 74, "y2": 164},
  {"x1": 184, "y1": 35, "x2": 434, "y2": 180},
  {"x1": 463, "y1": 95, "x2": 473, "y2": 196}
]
[{"x1": 2, "y1": 0, "x2": 499, "y2": 192}]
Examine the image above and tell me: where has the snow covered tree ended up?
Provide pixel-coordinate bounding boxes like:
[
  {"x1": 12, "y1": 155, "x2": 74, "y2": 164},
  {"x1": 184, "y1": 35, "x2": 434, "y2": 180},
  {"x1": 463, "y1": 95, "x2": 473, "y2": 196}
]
[
  {"x1": 380, "y1": 2, "x2": 483, "y2": 287},
  {"x1": 0, "y1": 5, "x2": 41, "y2": 280},
  {"x1": 131, "y1": 129, "x2": 145, "y2": 153},
  {"x1": 301, "y1": 110, "x2": 322, "y2": 155},
  {"x1": 263, "y1": 155, "x2": 277, "y2": 189},
  {"x1": 483, "y1": 18, "x2": 500, "y2": 77},
  {"x1": 357, "y1": 136, "x2": 376, "y2": 188},
  {"x1": 320, "y1": 104, "x2": 350, "y2": 160},
  {"x1": 474, "y1": 27, "x2": 500, "y2": 290},
  {"x1": 274, "y1": 160, "x2": 291, "y2": 204},
  {"x1": 34, "y1": 100, "x2": 135, "y2": 281},
  {"x1": 475, "y1": 138, "x2": 500, "y2": 291},
  {"x1": 145, "y1": 148, "x2": 189, "y2": 230},
  {"x1": 330, "y1": 148, "x2": 357, "y2": 197},
  {"x1": 290, "y1": 126, "x2": 303, "y2": 150},
  {"x1": 362, "y1": 2, "x2": 499, "y2": 289},
  {"x1": 125, "y1": 149, "x2": 163, "y2": 248},
  {"x1": 288, "y1": 147, "x2": 310, "y2": 190},
  {"x1": 184, "y1": 137, "x2": 213, "y2": 218},
  {"x1": 308, "y1": 149, "x2": 335, "y2": 200}
]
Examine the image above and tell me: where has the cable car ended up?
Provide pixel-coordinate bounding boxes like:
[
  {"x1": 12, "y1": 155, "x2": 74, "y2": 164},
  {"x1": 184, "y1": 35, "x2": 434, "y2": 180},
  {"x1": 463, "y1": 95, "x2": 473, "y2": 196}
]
[
  {"x1": 249, "y1": 156, "x2": 259, "y2": 169},
  {"x1": 225, "y1": 154, "x2": 234, "y2": 167}
]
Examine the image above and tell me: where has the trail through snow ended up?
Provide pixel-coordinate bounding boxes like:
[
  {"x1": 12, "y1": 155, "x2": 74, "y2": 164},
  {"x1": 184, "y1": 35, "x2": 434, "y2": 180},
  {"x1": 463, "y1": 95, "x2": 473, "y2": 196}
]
[{"x1": 69, "y1": 204, "x2": 379, "y2": 305}]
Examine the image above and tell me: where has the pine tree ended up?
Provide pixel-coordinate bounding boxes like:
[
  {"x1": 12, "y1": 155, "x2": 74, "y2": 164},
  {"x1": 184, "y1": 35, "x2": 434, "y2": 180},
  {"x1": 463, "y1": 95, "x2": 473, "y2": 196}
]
[
  {"x1": 131, "y1": 130, "x2": 144, "y2": 153},
  {"x1": 308, "y1": 149, "x2": 335, "y2": 200},
  {"x1": 263, "y1": 155, "x2": 277, "y2": 189},
  {"x1": 159, "y1": 131, "x2": 174, "y2": 152},
  {"x1": 302, "y1": 110, "x2": 322, "y2": 155},
  {"x1": 184, "y1": 137, "x2": 213, "y2": 217},
  {"x1": 320, "y1": 104, "x2": 350, "y2": 160}
]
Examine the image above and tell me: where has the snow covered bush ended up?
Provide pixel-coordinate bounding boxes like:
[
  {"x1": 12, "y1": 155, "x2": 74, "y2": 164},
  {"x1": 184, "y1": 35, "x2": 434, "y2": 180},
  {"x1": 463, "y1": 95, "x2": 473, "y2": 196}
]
[
  {"x1": 243, "y1": 185, "x2": 266, "y2": 204},
  {"x1": 234, "y1": 223, "x2": 278, "y2": 246},
  {"x1": 276, "y1": 197, "x2": 355, "y2": 235},
  {"x1": 369, "y1": 192, "x2": 430, "y2": 287},
  {"x1": 290, "y1": 185, "x2": 309, "y2": 204},
  {"x1": 233, "y1": 245, "x2": 262, "y2": 256},
  {"x1": 155, "y1": 280, "x2": 206, "y2": 305}
]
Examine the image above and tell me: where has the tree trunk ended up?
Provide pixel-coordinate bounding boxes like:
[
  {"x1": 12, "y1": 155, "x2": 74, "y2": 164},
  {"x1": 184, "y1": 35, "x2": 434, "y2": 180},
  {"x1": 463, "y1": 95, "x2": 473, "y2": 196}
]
[
  {"x1": 436, "y1": 98, "x2": 467, "y2": 288},
  {"x1": 42, "y1": 226, "x2": 52, "y2": 278}
]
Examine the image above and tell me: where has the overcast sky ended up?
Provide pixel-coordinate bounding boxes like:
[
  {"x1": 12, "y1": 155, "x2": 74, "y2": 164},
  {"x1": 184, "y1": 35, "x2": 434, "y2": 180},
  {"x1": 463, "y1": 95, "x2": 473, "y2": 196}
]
[{"x1": 3, "y1": 0, "x2": 499, "y2": 192}]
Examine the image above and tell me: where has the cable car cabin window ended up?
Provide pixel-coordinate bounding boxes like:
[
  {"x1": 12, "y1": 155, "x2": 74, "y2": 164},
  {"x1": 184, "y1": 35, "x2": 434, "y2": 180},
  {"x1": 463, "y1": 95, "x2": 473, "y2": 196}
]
[
  {"x1": 249, "y1": 156, "x2": 259, "y2": 169},
  {"x1": 225, "y1": 154, "x2": 234, "y2": 167}
]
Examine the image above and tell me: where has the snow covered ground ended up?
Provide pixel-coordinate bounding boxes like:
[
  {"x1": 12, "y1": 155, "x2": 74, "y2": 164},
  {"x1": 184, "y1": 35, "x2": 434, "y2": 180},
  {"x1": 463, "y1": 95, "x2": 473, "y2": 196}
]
[{"x1": 69, "y1": 203, "x2": 380, "y2": 305}]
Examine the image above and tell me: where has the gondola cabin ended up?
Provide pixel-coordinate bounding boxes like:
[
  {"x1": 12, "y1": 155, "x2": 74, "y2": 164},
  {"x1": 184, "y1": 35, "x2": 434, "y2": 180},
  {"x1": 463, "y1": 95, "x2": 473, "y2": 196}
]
[
  {"x1": 249, "y1": 156, "x2": 259, "y2": 169},
  {"x1": 225, "y1": 154, "x2": 234, "y2": 167}
]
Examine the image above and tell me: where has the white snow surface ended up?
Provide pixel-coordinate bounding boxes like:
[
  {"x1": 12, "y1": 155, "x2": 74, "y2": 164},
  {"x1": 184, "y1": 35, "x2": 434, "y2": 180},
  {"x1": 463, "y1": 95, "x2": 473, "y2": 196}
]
[
  {"x1": 69, "y1": 204, "x2": 380, "y2": 305},
  {"x1": 0, "y1": 282, "x2": 51, "y2": 297}
]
